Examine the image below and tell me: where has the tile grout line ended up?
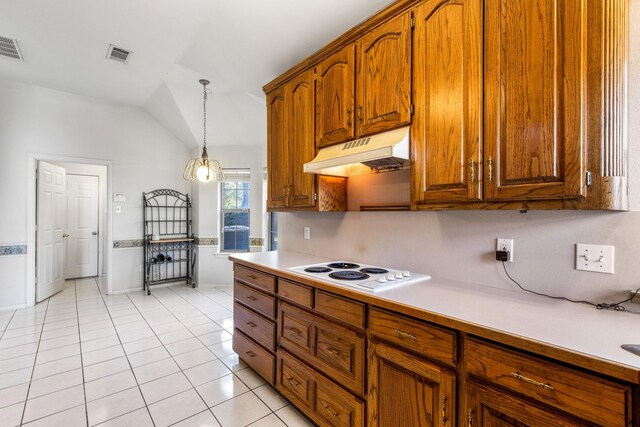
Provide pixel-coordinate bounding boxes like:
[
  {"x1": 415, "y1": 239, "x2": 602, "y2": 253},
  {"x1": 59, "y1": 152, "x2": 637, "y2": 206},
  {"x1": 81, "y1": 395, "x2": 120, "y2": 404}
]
[
  {"x1": 95, "y1": 279, "x2": 157, "y2": 427},
  {"x1": 18, "y1": 290, "x2": 51, "y2": 426},
  {"x1": 124, "y1": 289, "x2": 224, "y2": 426},
  {"x1": 74, "y1": 278, "x2": 90, "y2": 427},
  {"x1": 0, "y1": 310, "x2": 18, "y2": 340}
]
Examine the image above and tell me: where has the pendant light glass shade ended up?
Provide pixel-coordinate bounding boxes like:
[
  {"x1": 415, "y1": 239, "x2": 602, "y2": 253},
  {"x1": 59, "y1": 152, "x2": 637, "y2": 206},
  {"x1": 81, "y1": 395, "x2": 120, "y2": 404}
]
[{"x1": 183, "y1": 79, "x2": 224, "y2": 183}]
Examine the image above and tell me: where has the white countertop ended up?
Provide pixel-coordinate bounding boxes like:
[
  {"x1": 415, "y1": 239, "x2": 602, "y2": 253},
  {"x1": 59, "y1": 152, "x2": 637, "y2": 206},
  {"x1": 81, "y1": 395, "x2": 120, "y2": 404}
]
[{"x1": 230, "y1": 250, "x2": 640, "y2": 382}]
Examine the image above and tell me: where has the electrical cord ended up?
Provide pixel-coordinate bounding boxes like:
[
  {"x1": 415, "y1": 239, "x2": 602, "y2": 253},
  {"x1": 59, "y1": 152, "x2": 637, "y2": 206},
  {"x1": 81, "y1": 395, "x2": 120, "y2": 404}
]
[{"x1": 501, "y1": 261, "x2": 640, "y2": 311}]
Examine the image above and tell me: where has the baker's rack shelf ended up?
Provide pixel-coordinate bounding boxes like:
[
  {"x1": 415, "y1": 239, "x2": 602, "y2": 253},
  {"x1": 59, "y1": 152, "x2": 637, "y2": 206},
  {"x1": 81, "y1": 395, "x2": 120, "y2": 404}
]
[{"x1": 143, "y1": 189, "x2": 196, "y2": 295}]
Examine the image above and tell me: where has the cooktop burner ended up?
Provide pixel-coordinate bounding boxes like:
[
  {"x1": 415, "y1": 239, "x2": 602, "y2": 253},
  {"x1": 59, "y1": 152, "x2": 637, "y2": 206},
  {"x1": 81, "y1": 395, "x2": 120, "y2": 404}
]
[
  {"x1": 304, "y1": 266, "x2": 332, "y2": 273},
  {"x1": 327, "y1": 262, "x2": 360, "y2": 269},
  {"x1": 329, "y1": 271, "x2": 370, "y2": 281},
  {"x1": 360, "y1": 267, "x2": 389, "y2": 275}
]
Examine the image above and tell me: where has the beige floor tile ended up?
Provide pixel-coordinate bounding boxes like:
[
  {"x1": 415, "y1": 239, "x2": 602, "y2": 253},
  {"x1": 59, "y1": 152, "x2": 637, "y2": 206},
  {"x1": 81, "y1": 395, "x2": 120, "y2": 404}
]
[
  {"x1": 235, "y1": 367, "x2": 266, "y2": 389},
  {"x1": 165, "y1": 337, "x2": 205, "y2": 356},
  {"x1": 0, "y1": 382, "x2": 29, "y2": 409},
  {"x1": 275, "y1": 405, "x2": 315, "y2": 427},
  {"x1": 183, "y1": 359, "x2": 231, "y2": 387},
  {"x1": 28, "y1": 368, "x2": 83, "y2": 399},
  {"x1": 133, "y1": 357, "x2": 179, "y2": 384},
  {"x1": 210, "y1": 391, "x2": 271, "y2": 427},
  {"x1": 83, "y1": 356, "x2": 130, "y2": 382},
  {"x1": 86, "y1": 387, "x2": 145, "y2": 426},
  {"x1": 23, "y1": 403, "x2": 87, "y2": 427},
  {"x1": 82, "y1": 344, "x2": 125, "y2": 367},
  {"x1": 253, "y1": 384, "x2": 288, "y2": 411},
  {"x1": 147, "y1": 388, "x2": 207, "y2": 427},
  {"x1": 85, "y1": 370, "x2": 137, "y2": 402},
  {"x1": 173, "y1": 347, "x2": 217, "y2": 370},
  {"x1": 126, "y1": 346, "x2": 170, "y2": 368},
  {"x1": 94, "y1": 407, "x2": 153, "y2": 427},
  {"x1": 139, "y1": 372, "x2": 192, "y2": 404},
  {"x1": 23, "y1": 384, "x2": 85, "y2": 423},
  {"x1": 172, "y1": 409, "x2": 221, "y2": 427},
  {"x1": 32, "y1": 354, "x2": 81, "y2": 380},
  {"x1": 0, "y1": 401, "x2": 25, "y2": 427},
  {"x1": 248, "y1": 413, "x2": 287, "y2": 427},
  {"x1": 196, "y1": 373, "x2": 249, "y2": 408}
]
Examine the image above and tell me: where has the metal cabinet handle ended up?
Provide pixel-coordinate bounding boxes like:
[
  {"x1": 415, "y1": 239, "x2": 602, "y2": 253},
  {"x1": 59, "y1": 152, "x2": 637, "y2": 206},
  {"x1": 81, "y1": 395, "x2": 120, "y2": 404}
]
[
  {"x1": 324, "y1": 405, "x2": 340, "y2": 418},
  {"x1": 442, "y1": 396, "x2": 448, "y2": 424},
  {"x1": 394, "y1": 329, "x2": 417, "y2": 341},
  {"x1": 346, "y1": 109, "x2": 352, "y2": 127},
  {"x1": 511, "y1": 372, "x2": 555, "y2": 391},
  {"x1": 326, "y1": 348, "x2": 341, "y2": 359},
  {"x1": 469, "y1": 160, "x2": 476, "y2": 183},
  {"x1": 247, "y1": 274, "x2": 257, "y2": 280},
  {"x1": 487, "y1": 156, "x2": 493, "y2": 181},
  {"x1": 246, "y1": 295, "x2": 257, "y2": 301},
  {"x1": 246, "y1": 322, "x2": 257, "y2": 328},
  {"x1": 287, "y1": 377, "x2": 300, "y2": 387},
  {"x1": 467, "y1": 409, "x2": 474, "y2": 426},
  {"x1": 245, "y1": 350, "x2": 255, "y2": 358},
  {"x1": 358, "y1": 105, "x2": 363, "y2": 121},
  {"x1": 288, "y1": 327, "x2": 302, "y2": 336}
]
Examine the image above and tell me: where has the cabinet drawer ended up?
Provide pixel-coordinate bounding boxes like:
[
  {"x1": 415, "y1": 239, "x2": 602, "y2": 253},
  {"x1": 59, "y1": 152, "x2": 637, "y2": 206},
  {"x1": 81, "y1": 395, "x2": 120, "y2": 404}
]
[
  {"x1": 465, "y1": 338, "x2": 631, "y2": 426},
  {"x1": 233, "y1": 330, "x2": 275, "y2": 385},
  {"x1": 277, "y1": 350, "x2": 364, "y2": 427},
  {"x1": 276, "y1": 350, "x2": 315, "y2": 410},
  {"x1": 279, "y1": 279, "x2": 313, "y2": 308},
  {"x1": 234, "y1": 281, "x2": 276, "y2": 319},
  {"x1": 234, "y1": 264, "x2": 276, "y2": 294},
  {"x1": 233, "y1": 302, "x2": 275, "y2": 352},
  {"x1": 369, "y1": 307, "x2": 456, "y2": 366},
  {"x1": 280, "y1": 302, "x2": 365, "y2": 396},
  {"x1": 316, "y1": 290, "x2": 365, "y2": 329}
]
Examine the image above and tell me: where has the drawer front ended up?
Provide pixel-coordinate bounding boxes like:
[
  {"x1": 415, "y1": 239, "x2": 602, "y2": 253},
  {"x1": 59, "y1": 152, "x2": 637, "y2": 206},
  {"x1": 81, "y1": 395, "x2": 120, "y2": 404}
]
[
  {"x1": 315, "y1": 371, "x2": 365, "y2": 427},
  {"x1": 277, "y1": 350, "x2": 314, "y2": 410},
  {"x1": 369, "y1": 307, "x2": 456, "y2": 366},
  {"x1": 315, "y1": 290, "x2": 365, "y2": 329},
  {"x1": 233, "y1": 302, "x2": 276, "y2": 352},
  {"x1": 234, "y1": 264, "x2": 276, "y2": 294},
  {"x1": 234, "y1": 281, "x2": 276, "y2": 319},
  {"x1": 233, "y1": 330, "x2": 275, "y2": 385},
  {"x1": 465, "y1": 338, "x2": 631, "y2": 426},
  {"x1": 280, "y1": 302, "x2": 365, "y2": 396},
  {"x1": 279, "y1": 279, "x2": 313, "y2": 308}
]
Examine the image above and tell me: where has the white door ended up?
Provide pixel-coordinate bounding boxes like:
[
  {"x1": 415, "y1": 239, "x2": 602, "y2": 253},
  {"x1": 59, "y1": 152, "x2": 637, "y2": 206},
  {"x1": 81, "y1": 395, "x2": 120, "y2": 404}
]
[
  {"x1": 37, "y1": 161, "x2": 67, "y2": 302},
  {"x1": 65, "y1": 175, "x2": 99, "y2": 279}
]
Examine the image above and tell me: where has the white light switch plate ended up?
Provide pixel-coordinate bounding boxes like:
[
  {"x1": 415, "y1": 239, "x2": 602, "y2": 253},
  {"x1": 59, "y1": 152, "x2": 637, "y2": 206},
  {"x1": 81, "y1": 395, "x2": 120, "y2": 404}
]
[
  {"x1": 575, "y1": 244, "x2": 614, "y2": 274},
  {"x1": 303, "y1": 227, "x2": 310, "y2": 240}
]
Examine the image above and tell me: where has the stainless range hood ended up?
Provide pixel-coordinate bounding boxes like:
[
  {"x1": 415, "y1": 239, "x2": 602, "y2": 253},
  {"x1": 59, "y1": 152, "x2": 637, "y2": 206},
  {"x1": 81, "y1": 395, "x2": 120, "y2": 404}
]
[{"x1": 304, "y1": 126, "x2": 410, "y2": 177}]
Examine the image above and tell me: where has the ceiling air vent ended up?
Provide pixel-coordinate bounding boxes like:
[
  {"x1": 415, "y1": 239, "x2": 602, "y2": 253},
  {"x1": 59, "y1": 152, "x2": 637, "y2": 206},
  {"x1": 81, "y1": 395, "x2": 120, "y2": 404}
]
[
  {"x1": 0, "y1": 35, "x2": 23, "y2": 60},
  {"x1": 106, "y1": 44, "x2": 131, "y2": 63}
]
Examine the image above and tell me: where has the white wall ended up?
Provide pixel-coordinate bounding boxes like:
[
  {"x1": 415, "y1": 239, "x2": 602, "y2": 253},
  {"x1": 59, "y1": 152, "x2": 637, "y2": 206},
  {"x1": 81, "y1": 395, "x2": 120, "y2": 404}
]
[
  {"x1": 280, "y1": 1, "x2": 640, "y2": 303},
  {"x1": 192, "y1": 144, "x2": 267, "y2": 285},
  {"x1": 0, "y1": 80, "x2": 192, "y2": 306}
]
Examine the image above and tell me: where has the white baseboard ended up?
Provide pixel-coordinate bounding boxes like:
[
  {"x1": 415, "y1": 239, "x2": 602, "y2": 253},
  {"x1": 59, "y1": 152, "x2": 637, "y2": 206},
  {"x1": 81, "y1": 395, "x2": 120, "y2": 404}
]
[{"x1": 0, "y1": 304, "x2": 28, "y2": 312}]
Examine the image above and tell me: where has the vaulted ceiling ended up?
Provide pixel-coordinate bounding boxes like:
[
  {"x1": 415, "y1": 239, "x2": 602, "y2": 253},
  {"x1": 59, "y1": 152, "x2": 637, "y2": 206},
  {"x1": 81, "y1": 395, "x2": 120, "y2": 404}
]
[{"x1": 0, "y1": 0, "x2": 393, "y2": 148}]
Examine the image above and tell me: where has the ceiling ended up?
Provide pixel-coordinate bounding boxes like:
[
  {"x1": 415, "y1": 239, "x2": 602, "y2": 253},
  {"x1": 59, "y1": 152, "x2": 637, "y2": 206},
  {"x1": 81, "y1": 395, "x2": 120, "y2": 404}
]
[{"x1": 0, "y1": 0, "x2": 393, "y2": 148}]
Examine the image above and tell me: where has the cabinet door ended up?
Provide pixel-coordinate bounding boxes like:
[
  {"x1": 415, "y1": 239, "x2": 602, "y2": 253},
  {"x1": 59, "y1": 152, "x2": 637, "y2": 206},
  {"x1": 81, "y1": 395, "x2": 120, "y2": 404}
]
[
  {"x1": 484, "y1": 0, "x2": 585, "y2": 201},
  {"x1": 368, "y1": 340, "x2": 455, "y2": 427},
  {"x1": 316, "y1": 45, "x2": 356, "y2": 147},
  {"x1": 267, "y1": 87, "x2": 288, "y2": 209},
  {"x1": 465, "y1": 382, "x2": 583, "y2": 426},
  {"x1": 356, "y1": 11, "x2": 412, "y2": 137},
  {"x1": 411, "y1": 0, "x2": 483, "y2": 205},
  {"x1": 286, "y1": 69, "x2": 316, "y2": 208}
]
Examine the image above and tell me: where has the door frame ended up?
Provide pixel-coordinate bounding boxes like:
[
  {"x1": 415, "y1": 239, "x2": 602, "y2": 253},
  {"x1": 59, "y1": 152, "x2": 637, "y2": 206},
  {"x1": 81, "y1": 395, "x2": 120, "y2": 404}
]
[{"x1": 27, "y1": 153, "x2": 113, "y2": 306}]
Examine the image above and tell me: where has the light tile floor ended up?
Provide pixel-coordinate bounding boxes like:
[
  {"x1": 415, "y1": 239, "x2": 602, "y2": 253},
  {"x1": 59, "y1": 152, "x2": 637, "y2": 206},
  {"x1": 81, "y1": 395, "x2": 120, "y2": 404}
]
[{"x1": 0, "y1": 279, "x2": 314, "y2": 427}]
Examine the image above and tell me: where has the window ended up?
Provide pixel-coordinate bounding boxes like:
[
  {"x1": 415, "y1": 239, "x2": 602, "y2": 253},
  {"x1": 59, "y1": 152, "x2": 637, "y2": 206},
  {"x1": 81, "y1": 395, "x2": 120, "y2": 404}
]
[
  {"x1": 269, "y1": 212, "x2": 278, "y2": 251},
  {"x1": 221, "y1": 169, "x2": 250, "y2": 252}
]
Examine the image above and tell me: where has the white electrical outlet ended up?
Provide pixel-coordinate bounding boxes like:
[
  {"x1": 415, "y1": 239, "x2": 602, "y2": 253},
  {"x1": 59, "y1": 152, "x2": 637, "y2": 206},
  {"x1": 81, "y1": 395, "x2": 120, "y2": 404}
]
[
  {"x1": 303, "y1": 226, "x2": 311, "y2": 240},
  {"x1": 496, "y1": 238, "x2": 514, "y2": 262},
  {"x1": 575, "y1": 244, "x2": 614, "y2": 274}
]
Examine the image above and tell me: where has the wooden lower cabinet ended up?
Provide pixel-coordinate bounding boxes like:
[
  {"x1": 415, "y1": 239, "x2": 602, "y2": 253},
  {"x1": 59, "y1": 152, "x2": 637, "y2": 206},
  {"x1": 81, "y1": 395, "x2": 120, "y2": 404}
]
[
  {"x1": 465, "y1": 382, "x2": 585, "y2": 427},
  {"x1": 368, "y1": 340, "x2": 456, "y2": 427},
  {"x1": 277, "y1": 349, "x2": 365, "y2": 427}
]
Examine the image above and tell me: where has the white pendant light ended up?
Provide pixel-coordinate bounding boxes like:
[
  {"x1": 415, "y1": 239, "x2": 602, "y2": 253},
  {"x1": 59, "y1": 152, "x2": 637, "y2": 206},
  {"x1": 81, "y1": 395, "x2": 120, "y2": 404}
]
[{"x1": 183, "y1": 79, "x2": 224, "y2": 183}]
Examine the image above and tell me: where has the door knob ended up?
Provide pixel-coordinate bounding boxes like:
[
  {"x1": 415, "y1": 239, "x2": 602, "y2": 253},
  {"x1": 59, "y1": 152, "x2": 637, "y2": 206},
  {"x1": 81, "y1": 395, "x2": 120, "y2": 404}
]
[
  {"x1": 92, "y1": 231, "x2": 98, "y2": 236},
  {"x1": 63, "y1": 234, "x2": 69, "y2": 238}
]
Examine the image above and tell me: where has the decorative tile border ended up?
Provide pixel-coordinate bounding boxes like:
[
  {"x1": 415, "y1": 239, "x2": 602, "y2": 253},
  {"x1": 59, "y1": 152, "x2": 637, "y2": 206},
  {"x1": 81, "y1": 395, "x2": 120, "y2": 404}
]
[
  {"x1": 249, "y1": 237, "x2": 264, "y2": 247},
  {"x1": 0, "y1": 245, "x2": 27, "y2": 256},
  {"x1": 195, "y1": 237, "x2": 218, "y2": 246},
  {"x1": 113, "y1": 239, "x2": 144, "y2": 248}
]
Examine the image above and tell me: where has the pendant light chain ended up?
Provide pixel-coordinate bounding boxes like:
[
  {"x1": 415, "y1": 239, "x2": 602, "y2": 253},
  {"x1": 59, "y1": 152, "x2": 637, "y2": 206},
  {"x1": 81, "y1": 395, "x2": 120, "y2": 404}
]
[{"x1": 202, "y1": 82, "x2": 207, "y2": 150}]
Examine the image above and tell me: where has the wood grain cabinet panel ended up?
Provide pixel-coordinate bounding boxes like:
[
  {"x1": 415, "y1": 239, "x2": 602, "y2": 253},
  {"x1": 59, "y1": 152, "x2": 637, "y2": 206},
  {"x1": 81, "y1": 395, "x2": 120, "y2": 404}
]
[
  {"x1": 368, "y1": 340, "x2": 456, "y2": 427},
  {"x1": 411, "y1": 0, "x2": 483, "y2": 205},
  {"x1": 356, "y1": 11, "x2": 412, "y2": 137},
  {"x1": 315, "y1": 290, "x2": 365, "y2": 329},
  {"x1": 233, "y1": 330, "x2": 275, "y2": 384},
  {"x1": 234, "y1": 281, "x2": 276, "y2": 319},
  {"x1": 233, "y1": 264, "x2": 276, "y2": 294},
  {"x1": 233, "y1": 301, "x2": 275, "y2": 352},
  {"x1": 266, "y1": 87, "x2": 288, "y2": 209},
  {"x1": 278, "y1": 279, "x2": 313, "y2": 308},
  {"x1": 484, "y1": 0, "x2": 586, "y2": 201},
  {"x1": 465, "y1": 338, "x2": 632, "y2": 426},
  {"x1": 316, "y1": 45, "x2": 356, "y2": 147}
]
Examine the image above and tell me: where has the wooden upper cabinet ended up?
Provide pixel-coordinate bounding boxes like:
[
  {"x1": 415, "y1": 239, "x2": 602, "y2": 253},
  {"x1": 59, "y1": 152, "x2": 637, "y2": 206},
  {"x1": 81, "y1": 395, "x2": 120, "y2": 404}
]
[
  {"x1": 484, "y1": 0, "x2": 586, "y2": 201},
  {"x1": 411, "y1": 0, "x2": 483, "y2": 205},
  {"x1": 266, "y1": 87, "x2": 288, "y2": 209},
  {"x1": 286, "y1": 70, "x2": 316, "y2": 208},
  {"x1": 316, "y1": 45, "x2": 356, "y2": 148},
  {"x1": 356, "y1": 11, "x2": 412, "y2": 137}
]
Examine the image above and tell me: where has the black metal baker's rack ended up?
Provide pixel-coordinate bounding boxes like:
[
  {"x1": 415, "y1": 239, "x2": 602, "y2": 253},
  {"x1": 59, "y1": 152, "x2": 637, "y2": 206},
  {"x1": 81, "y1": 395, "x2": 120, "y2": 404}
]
[{"x1": 143, "y1": 189, "x2": 196, "y2": 295}]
